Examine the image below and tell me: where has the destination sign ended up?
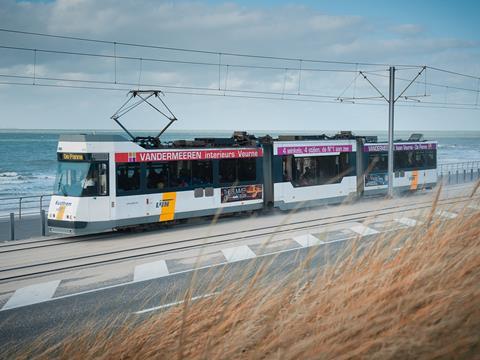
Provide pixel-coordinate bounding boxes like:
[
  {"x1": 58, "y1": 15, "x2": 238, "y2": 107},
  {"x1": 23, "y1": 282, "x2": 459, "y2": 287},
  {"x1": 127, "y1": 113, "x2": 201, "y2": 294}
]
[
  {"x1": 58, "y1": 153, "x2": 109, "y2": 161},
  {"x1": 363, "y1": 143, "x2": 437, "y2": 152},
  {"x1": 59, "y1": 153, "x2": 85, "y2": 161},
  {"x1": 115, "y1": 148, "x2": 263, "y2": 163}
]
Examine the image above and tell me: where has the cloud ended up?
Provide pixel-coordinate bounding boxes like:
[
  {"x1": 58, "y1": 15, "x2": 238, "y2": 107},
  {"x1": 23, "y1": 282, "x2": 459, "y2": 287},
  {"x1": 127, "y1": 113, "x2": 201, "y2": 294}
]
[
  {"x1": 326, "y1": 37, "x2": 479, "y2": 60},
  {"x1": 0, "y1": 0, "x2": 478, "y2": 130},
  {"x1": 390, "y1": 23, "x2": 424, "y2": 36},
  {"x1": 307, "y1": 14, "x2": 364, "y2": 32}
]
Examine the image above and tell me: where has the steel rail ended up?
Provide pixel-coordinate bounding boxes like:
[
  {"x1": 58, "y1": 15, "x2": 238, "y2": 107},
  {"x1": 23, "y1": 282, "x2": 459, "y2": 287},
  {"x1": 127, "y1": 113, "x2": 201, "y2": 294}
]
[
  {"x1": 0, "y1": 195, "x2": 477, "y2": 282},
  {"x1": 0, "y1": 191, "x2": 463, "y2": 252},
  {"x1": 0, "y1": 192, "x2": 475, "y2": 254}
]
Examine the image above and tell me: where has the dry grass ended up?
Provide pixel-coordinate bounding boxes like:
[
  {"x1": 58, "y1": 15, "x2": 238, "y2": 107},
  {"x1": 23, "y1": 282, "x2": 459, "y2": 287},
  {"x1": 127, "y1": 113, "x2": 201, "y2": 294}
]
[{"x1": 12, "y1": 199, "x2": 480, "y2": 359}]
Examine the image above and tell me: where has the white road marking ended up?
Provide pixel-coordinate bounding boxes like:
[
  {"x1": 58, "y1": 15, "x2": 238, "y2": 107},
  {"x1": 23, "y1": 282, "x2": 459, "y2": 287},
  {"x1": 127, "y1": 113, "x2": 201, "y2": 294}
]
[
  {"x1": 350, "y1": 224, "x2": 379, "y2": 236},
  {"x1": 221, "y1": 245, "x2": 256, "y2": 262},
  {"x1": 293, "y1": 234, "x2": 324, "y2": 248},
  {"x1": 2, "y1": 280, "x2": 61, "y2": 310},
  {"x1": 395, "y1": 217, "x2": 419, "y2": 227},
  {"x1": 134, "y1": 291, "x2": 220, "y2": 315},
  {"x1": 436, "y1": 210, "x2": 458, "y2": 219},
  {"x1": 133, "y1": 260, "x2": 169, "y2": 282},
  {"x1": 1, "y1": 212, "x2": 420, "y2": 312},
  {"x1": 0, "y1": 232, "x2": 368, "y2": 312}
]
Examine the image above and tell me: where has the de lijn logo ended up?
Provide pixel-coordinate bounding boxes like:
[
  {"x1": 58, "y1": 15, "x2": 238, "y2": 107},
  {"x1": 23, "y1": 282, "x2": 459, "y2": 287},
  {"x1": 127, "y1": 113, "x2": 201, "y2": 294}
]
[{"x1": 155, "y1": 200, "x2": 170, "y2": 208}]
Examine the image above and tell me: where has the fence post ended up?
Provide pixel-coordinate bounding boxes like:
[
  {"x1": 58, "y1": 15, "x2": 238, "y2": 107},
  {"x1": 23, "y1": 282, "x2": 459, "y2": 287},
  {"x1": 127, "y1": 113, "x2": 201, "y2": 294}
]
[
  {"x1": 463, "y1": 169, "x2": 466, "y2": 182},
  {"x1": 40, "y1": 209, "x2": 46, "y2": 236},
  {"x1": 10, "y1": 213, "x2": 15, "y2": 241},
  {"x1": 456, "y1": 170, "x2": 459, "y2": 184},
  {"x1": 19, "y1": 197, "x2": 22, "y2": 219},
  {"x1": 471, "y1": 169, "x2": 474, "y2": 181}
]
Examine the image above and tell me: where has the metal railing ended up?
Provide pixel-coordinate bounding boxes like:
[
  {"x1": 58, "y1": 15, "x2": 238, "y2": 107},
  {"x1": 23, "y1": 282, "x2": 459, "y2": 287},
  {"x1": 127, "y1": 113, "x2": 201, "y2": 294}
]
[
  {"x1": 437, "y1": 161, "x2": 480, "y2": 185},
  {"x1": 0, "y1": 194, "x2": 53, "y2": 219}
]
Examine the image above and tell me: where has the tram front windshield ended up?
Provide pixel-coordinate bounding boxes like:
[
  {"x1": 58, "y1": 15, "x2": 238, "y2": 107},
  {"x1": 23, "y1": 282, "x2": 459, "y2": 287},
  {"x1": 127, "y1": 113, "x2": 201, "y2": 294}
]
[{"x1": 54, "y1": 161, "x2": 108, "y2": 197}]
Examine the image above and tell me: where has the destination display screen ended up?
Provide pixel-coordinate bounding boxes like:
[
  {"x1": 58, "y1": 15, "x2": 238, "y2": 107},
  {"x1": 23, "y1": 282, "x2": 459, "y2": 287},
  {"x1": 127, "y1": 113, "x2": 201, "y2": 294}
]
[
  {"x1": 58, "y1": 153, "x2": 109, "y2": 161},
  {"x1": 59, "y1": 153, "x2": 86, "y2": 161}
]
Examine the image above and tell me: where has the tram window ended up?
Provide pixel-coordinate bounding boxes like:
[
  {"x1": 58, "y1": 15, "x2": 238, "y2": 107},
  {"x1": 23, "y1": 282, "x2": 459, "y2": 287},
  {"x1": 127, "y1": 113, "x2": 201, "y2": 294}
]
[
  {"x1": 394, "y1": 150, "x2": 436, "y2": 170},
  {"x1": 415, "y1": 151, "x2": 423, "y2": 166},
  {"x1": 368, "y1": 153, "x2": 388, "y2": 172},
  {"x1": 394, "y1": 151, "x2": 410, "y2": 170},
  {"x1": 291, "y1": 153, "x2": 351, "y2": 187},
  {"x1": 425, "y1": 150, "x2": 436, "y2": 168},
  {"x1": 169, "y1": 161, "x2": 192, "y2": 188},
  {"x1": 54, "y1": 161, "x2": 108, "y2": 197},
  {"x1": 219, "y1": 159, "x2": 236, "y2": 183},
  {"x1": 116, "y1": 163, "x2": 140, "y2": 194},
  {"x1": 283, "y1": 156, "x2": 293, "y2": 181},
  {"x1": 237, "y1": 158, "x2": 256, "y2": 181},
  {"x1": 219, "y1": 158, "x2": 257, "y2": 184},
  {"x1": 192, "y1": 160, "x2": 213, "y2": 186},
  {"x1": 96, "y1": 163, "x2": 108, "y2": 196},
  {"x1": 146, "y1": 163, "x2": 168, "y2": 189},
  {"x1": 146, "y1": 161, "x2": 213, "y2": 191}
]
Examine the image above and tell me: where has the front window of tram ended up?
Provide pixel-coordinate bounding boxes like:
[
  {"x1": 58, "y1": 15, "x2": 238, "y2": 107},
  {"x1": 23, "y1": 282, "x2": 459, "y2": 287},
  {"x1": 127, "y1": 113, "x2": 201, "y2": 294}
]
[{"x1": 54, "y1": 162, "x2": 108, "y2": 197}]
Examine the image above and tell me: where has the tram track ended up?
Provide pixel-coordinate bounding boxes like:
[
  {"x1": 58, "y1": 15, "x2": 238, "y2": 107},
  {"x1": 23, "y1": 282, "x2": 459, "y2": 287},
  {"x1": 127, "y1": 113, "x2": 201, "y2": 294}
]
[
  {"x1": 0, "y1": 183, "x2": 474, "y2": 253},
  {"x1": 0, "y1": 195, "x2": 449, "y2": 254},
  {"x1": 0, "y1": 189, "x2": 476, "y2": 254},
  {"x1": 0, "y1": 234, "x2": 112, "y2": 252},
  {"x1": 0, "y1": 193, "x2": 478, "y2": 283}
]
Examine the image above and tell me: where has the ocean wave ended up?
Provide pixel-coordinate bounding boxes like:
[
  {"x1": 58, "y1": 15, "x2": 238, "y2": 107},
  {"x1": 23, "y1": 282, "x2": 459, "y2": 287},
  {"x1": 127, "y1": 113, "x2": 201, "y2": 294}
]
[
  {"x1": 23, "y1": 159, "x2": 57, "y2": 165},
  {"x1": 0, "y1": 172, "x2": 18, "y2": 177}
]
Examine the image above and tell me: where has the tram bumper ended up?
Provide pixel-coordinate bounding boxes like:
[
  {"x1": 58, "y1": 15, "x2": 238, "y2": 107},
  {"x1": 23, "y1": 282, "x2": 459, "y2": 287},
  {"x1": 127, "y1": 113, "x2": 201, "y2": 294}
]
[{"x1": 47, "y1": 219, "x2": 89, "y2": 235}]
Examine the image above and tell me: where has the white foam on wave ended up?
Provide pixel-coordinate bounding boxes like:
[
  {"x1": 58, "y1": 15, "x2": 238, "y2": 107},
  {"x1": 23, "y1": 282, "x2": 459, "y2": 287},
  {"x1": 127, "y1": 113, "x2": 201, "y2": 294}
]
[{"x1": 0, "y1": 172, "x2": 18, "y2": 177}]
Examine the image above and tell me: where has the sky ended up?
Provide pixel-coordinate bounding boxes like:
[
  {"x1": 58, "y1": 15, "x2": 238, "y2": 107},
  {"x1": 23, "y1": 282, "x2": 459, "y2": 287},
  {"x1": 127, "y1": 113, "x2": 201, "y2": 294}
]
[{"x1": 0, "y1": 0, "x2": 479, "y2": 132}]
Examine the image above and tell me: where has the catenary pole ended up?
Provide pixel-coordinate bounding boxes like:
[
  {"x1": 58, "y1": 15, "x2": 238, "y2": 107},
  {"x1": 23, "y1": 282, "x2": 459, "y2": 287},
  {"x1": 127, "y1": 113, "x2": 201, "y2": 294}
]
[{"x1": 388, "y1": 66, "x2": 395, "y2": 197}]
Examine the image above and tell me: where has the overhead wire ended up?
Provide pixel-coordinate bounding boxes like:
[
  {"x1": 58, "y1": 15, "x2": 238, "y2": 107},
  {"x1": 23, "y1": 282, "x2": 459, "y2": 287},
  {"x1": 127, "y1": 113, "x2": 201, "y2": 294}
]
[
  {"x1": 0, "y1": 27, "x2": 423, "y2": 68},
  {"x1": 427, "y1": 66, "x2": 480, "y2": 81},
  {"x1": 0, "y1": 73, "x2": 367, "y2": 100},
  {"x1": 0, "y1": 44, "x2": 387, "y2": 74},
  {"x1": 0, "y1": 27, "x2": 478, "y2": 111},
  {"x1": 0, "y1": 79, "x2": 478, "y2": 111},
  {"x1": 366, "y1": 72, "x2": 480, "y2": 94}
]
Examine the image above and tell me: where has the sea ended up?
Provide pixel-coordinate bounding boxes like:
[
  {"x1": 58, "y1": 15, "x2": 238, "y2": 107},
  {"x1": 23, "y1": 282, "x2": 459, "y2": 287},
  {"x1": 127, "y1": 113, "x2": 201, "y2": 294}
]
[{"x1": 0, "y1": 129, "x2": 479, "y2": 199}]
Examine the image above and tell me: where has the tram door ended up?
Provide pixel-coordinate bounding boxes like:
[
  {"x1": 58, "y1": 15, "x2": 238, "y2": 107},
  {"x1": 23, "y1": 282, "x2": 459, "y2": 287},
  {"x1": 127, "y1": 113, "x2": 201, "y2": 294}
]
[{"x1": 88, "y1": 162, "x2": 111, "y2": 222}]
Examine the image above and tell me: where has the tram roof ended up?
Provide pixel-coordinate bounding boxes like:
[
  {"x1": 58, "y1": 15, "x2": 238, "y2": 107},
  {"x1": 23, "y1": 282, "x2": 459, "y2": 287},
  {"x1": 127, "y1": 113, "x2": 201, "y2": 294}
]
[
  {"x1": 59, "y1": 134, "x2": 129, "y2": 142},
  {"x1": 58, "y1": 132, "x2": 435, "y2": 148}
]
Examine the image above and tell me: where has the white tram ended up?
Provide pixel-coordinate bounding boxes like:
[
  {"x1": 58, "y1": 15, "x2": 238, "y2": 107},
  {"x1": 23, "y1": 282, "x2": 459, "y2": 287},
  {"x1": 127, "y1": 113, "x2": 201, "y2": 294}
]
[
  {"x1": 48, "y1": 131, "x2": 437, "y2": 235},
  {"x1": 48, "y1": 133, "x2": 264, "y2": 234}
]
